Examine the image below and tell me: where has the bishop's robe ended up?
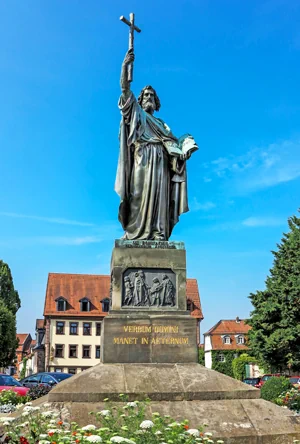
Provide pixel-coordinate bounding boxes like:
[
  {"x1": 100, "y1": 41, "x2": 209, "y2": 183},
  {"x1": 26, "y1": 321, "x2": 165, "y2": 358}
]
[{"x1": 115, "y1": 91, "x2": 188, "y2": 240}]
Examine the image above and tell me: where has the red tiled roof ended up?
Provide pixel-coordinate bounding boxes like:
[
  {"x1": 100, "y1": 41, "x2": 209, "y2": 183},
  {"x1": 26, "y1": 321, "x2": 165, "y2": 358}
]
[
  {"x1": 44, "y1": 273, "x2": 203, "y2": 319},
  {"x1": 16, "y1": 334, "x2": 31, "y2": 353},
  {"x1": 186, "y1": 278, "x2": 203, "y2": 319},
  {"x1": 204, "y1": 319, "x2": 251, "y2": 351}
]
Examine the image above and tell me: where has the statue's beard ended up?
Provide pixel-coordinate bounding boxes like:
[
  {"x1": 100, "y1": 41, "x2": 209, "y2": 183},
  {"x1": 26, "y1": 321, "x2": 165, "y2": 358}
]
[{"x1": 142, "y1": 100, "x2": 155, "y2": 114}]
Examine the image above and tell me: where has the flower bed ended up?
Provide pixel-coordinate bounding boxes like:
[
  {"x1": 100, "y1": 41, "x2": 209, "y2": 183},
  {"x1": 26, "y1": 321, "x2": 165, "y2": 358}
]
[{"x1": 0, "y1": 396, "x2": 226, "y2": 444}]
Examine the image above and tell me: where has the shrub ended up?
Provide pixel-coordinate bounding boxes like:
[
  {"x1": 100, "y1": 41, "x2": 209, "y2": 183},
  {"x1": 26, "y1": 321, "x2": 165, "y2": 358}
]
[
  {"x1": 0, "y1": 389, "x2": 28, "y2": 406},
  {"x1": 28, "y1": 384, "x2": 51, "y2": 400},
  {"x1": 198, "y1": 347, "x2": 205, "y2": 365},
  {"x1": 232, "y1": 353, "x2": 257, "y2": 380},
  {"x1": 276, "y1": 387, "x2": 300, "y2": 412},
  {"x1": 0, "y1": 403, "x2": 16, "y2": 413},
  {"x1": 261, "y1": 377, "x2": 292, "y2": 402}
]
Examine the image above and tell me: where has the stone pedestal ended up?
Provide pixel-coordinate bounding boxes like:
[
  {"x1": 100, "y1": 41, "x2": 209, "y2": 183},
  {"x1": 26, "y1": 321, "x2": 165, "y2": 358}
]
[{"x1": 101, "y1": 240, "x2": 198, "y2": 364}]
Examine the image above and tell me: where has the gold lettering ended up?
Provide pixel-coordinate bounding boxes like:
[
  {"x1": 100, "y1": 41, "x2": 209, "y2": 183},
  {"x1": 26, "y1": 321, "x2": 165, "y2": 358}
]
[{"x1": 141, "y1": 337, "x2": 149, "y2": 344}]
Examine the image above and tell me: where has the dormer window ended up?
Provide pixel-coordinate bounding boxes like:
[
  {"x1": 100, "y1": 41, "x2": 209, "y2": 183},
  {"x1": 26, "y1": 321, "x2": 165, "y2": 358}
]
[
  {"x1": 222, "y1": 335, "x2": 231, "y2": 345},
  {"x1": 55, "y1": 297, "x2": 67, "y2": 312},
  {"x1": 80, "y1": 298, "x2": 91, "y2": 312},
  {"x1": 102, "y1": 298, "x2": 110, "y2": 312},
  {"x1": 237, "y1": 335, "x2": 245, "y2": 345}
]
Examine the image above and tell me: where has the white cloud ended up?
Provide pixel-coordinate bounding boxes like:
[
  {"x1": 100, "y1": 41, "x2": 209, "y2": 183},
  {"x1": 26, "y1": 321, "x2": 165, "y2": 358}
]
[
  {"x1": 191, "y1": 198, "x2": 216, "y2": 211},
  {"x1": 0, "y1": 212, "x2": 94, "y2": 227},
  {"x1": 242, "y1": 217, "x2": 286, "y2": 227},
  {"x1": 206, "y1": 139, "x2": 300, "y2": 192}
]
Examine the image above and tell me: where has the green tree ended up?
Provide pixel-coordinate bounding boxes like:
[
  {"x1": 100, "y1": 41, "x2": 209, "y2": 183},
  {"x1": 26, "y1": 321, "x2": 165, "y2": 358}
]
[
  {"x1": 198, "y1": 347, "x2": 205, "y2": 365},
  {"x1": 0, "y1": 301, "x2": 18, "y2": 367},
  {"x1": 248, "y1": 212, "x2": 300, "y2": 372},
  {"x1": 232, "y1": 353, "x2": 257, "y2": 381},
  {"x1": 0, "y1": 260, "x2": 21, "y2": 314},
  {"x1": 0, "y1": 260, "x2": 20, "y2": 367}
]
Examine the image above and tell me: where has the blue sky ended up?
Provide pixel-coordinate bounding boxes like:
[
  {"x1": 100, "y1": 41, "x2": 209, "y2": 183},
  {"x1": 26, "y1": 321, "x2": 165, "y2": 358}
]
[{"x1": 0, "y1": 0, "x2": 299, "y2": 340}]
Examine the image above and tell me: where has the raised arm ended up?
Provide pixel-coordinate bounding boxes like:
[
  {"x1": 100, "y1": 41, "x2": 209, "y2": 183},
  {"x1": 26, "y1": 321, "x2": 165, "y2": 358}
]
[{"x1": 120, "y1": 49, "x2": 135, "y2": 101}]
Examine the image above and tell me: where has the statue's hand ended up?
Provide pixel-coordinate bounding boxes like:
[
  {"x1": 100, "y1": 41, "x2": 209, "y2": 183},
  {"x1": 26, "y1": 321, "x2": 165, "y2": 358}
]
[
  {"x1": 180, "y1": 152, "x2": 191, "y2": 161},
  {"x1": 123, "y1": 48, "x2": 135, "y2": 66}
]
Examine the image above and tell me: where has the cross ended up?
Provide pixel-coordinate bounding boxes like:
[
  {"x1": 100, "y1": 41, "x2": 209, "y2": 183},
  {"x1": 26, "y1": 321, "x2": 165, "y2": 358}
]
[{"x1": 120, "y1": 13, "x2": 141, "y2": 82}]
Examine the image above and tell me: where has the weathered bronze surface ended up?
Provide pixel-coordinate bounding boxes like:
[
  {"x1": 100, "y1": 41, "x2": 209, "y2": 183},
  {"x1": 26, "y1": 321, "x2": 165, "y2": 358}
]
[{"x1": 116, "y1": 16, "x2": 197, "y2": 240}]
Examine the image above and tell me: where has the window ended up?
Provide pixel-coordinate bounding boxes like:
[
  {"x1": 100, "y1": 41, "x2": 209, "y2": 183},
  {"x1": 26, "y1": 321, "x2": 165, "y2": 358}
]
[
  {"x1": 41, "y1": 374, "x2": 56, "y2": 386},
  {"x1": 80, "y1": 298, "x2": 91, "y2": 312},
  {"x1": 69, "y1": 345, "x2": 77, "y2": 358},
  {"x1": 223, "y1": 336, "x2": 231, "y2": 344},
  {"x1": 96, "y1": 323, "x2": 101, "y2": 336},
  {"x1": 55, "y1": 344, "x2": 64, "y2": 358},
  {"x1": 237, "y1": 335, "x2": 244, "y2": 344},
  {"x1": 95, "y1": 345, "x2": 101, "y2": 359},
  {"x1": 187, "y1": 300, "x2": 193, "y2": 311},
  {"x1": 56, "y1": 321, "x2": 65, "y2": 335},
  {"x1": 217, "y1": 353, "x2": 226, "y2": 362},
  {"x1": 70, "y1": 322, "x2": 78, "y2": 335},
  {"x1": 102, "y1": 298, "x2": 110, "y2": 312},
  {"x1": 56, "y1": 298, "x2": 66, "y2": 312},
  {"x1": 82, "y1": 345, "x2": 91, "y2": 358},
  {"x1": 83, "y1": 322, "x2": 91, "y2": 335},
  {"x1": 54, "y1": 368, "x2": 63, "y2": 373},
  {"x1": 68, "y1": 368, "x2": 77, "y2": 375}
]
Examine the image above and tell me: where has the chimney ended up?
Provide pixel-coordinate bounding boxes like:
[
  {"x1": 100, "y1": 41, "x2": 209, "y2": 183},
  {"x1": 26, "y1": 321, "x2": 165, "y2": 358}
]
[{"x1": 236, "y1": 316, "x2": 240, "y2": 323}]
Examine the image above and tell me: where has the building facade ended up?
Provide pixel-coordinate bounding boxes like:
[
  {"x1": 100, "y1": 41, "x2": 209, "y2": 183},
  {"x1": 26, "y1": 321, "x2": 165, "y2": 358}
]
[
  {"x1": 204, "y1": 317, "x2": 250, "y2": 369},
  {"x1": 43, "y1": 273, "x2": 203, "y2": 374}
]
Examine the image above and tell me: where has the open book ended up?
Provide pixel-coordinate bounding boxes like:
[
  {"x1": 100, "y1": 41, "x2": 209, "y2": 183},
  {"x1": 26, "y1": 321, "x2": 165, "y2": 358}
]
[{"x1": 163, "y1": 134, "x2": 198, "y2": 157}]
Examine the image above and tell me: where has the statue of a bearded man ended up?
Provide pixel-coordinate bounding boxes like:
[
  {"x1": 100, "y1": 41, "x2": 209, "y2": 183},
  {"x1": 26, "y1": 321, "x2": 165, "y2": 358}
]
[{"x1": 115, "y1": 49, "x2": 196, "y2": 241}]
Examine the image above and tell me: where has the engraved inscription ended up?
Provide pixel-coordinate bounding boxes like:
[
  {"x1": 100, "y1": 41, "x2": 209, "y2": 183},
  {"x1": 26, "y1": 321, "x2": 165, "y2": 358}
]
[{"x1": 112, "y1": 324, "x2": 189, "y2": 346}]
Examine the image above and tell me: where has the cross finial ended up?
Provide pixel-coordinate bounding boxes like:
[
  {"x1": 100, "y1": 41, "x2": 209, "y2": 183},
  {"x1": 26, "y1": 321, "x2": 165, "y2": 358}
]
[{"x1": 120, "y1": 13, "x2": 141, "y2": 82}]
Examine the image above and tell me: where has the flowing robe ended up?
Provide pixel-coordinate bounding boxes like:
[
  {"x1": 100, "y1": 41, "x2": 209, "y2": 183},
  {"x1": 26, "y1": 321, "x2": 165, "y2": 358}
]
[{"x1": 115, "y1": 91, "x2": 188, "y2": 240}]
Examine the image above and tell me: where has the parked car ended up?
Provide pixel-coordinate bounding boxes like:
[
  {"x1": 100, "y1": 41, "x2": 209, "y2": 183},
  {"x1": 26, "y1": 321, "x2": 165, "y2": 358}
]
[
  {"x1": 243, "y1": 377, "x2": 261, "y2": 388},
  {"x1": 256, "y1": 374, "x2": 282, "y2": 388},
  {"x1": 20, "y1": 372, "x2": 73, "y2": 389},
  {"x1": 289, "y1": 376, "x2": 300, "y2": 388},
  {"x1": 0, "y1": 374, "x2": 29, "y2": 396}
]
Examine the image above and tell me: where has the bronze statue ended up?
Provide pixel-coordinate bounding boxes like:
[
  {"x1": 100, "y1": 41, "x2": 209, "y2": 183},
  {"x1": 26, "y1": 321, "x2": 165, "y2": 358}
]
[{"x1": 115, "y1": 14, "x2": 197, "y2": 241}]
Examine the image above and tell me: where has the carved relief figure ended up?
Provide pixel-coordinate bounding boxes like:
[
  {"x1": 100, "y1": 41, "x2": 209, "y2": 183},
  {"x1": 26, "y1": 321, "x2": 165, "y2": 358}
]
[
  {"x1": 133, "y1": 270, "x2": 150, "y2": 306},
  {"x1": 150, "y1": 277, "x2": 162, "y2": 307},
  {"x1": 123, "y1": 276, "x2": 134, "y2": 305},
  {"x1": 161, "y1": 274, "x2": 175, "y2": 306}
]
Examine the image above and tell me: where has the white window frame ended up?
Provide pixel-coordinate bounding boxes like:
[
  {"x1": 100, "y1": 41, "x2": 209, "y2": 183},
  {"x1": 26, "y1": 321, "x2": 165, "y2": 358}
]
[{"x1": 217, "y1": 353, "x2": 226, "y2": 362}]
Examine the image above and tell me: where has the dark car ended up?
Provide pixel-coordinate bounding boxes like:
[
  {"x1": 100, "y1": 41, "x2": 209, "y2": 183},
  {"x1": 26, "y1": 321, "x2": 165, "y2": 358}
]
[
  {"x1": 20, "y1": 372, "x2": 73, "y2": 389},
  {"x1": 0, "y1": 374, "x2": 29, "y2": 396},
  {"x1": 243, "y1": 377, "x2": 261, "y2": 388}
]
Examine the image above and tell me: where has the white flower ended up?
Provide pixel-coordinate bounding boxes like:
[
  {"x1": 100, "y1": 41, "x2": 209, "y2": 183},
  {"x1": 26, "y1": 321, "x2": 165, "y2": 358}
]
[
  {"x1": 126, "y1": 401, "x2": 138, "y2": 407},
  {"x1": 39, "y1": 441, "x2": 51, "y2": 444},
  {"x1": 99, "y1": 409, "x2": 110, "y2": 416},
  {"x1": 22, "y1": 412, "x2": 30, "y2": 417},
  {"x1": 15, "y1": 404, "x2": 23, "y2": 410},
  {"x1": 82, "y1": 425, "x2": 97, "y2": 431},
  {"x1": 42, "y1": 411, "x2": 54, "y2": 418},
  {"x1": 0, "y1": 417, "x2": 14, "y2": 422},
  {"x1": 43, "y1": 402, "x2": 51, "y2": 408},
  {"x1": 86, "y1": 436, "x2": 102, "y2": 443},
  {"x1": 49, "y1": 419, "x2": 57, "y2": 424},
  {"x1": 140, "y1": 420, "x2": 154, "y2": 429},
  {"x1": 3, "y1": 422, "x2": 10, "y2": 426},
  {"x1": 168, "y1": 422, "x2": 181, "y2": 427},
  {"x1": 110, "y1": 438, "x2": 125, "y2": 443},
  {"x1": 32, "y1": 406, "x2": 40, "y2": 411},
  {"x1": 186, "y1": 429, "x2": 200, "y2": 437},
  {"x1": 39, "y1": 434, "x2": 48, "y2": 439},
  {"x1": 155, "y1": 431, "x2": 162, "y2": 435},
  {"x1": 19, "y1": 422, "x2": 29, "y2": 427},
  {"x1": 205, "y1": 432, "x2": 213, "y2": 437},
  {"x1": 25, "y1": 401, "x2": 32, "y2": 406},
  {"x1": 48, "y1": 429, "x2": 61, "y2": 434}
]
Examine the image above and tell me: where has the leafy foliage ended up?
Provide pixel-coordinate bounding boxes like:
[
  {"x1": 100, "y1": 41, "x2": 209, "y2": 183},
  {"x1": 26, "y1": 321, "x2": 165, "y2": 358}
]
[
  {"x1": 276, "y1": 387, "x2": 300, "y2": 412},
  {"x1": 19, "y1": 357, "x2": 28, "y2": 381},
  {"x1": 0, "y1": 389, "x2": 29, "y2": 406},
  {"x1": 0, "y1": 260, "x2": 21, "y2": 314},
  {"x1": 27, "y1": 384, "x2": 51, "y2": 400},
  {"x1": 260, "y1": 376, "x2": 292, "y2": 402},
  {"x1": 232, "y1": 353, "x2": 257, "y2": 381},
  {"x1": 198, "y1": 347, "x2": 205, "y2": 365},
  {"x1": 248, "y1": 212, "x2": 300, "y2": 371},
  {"x1": 211, "y1": 350, "x2": 243, "y2": 377},
  {"x1": 0, "y1": 260, "x2": 20, "y2": 367},
  {"x1": 0, "y1": 301, "x2": 19, "y2": 367},
  {"x1": 1, "y1": 397, "x2": 224, "y2": 444}
]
